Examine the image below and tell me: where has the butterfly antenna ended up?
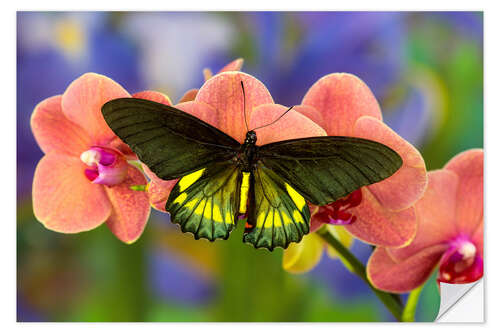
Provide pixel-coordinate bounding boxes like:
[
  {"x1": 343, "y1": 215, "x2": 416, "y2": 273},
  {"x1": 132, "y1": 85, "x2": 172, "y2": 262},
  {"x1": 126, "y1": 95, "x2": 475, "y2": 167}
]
[
  {"x1": 251, "y1": 105, "x2": 294, "y2": 131},
  {"x1": 241, "y1": 81, "x2": 250, "y2": 132}
]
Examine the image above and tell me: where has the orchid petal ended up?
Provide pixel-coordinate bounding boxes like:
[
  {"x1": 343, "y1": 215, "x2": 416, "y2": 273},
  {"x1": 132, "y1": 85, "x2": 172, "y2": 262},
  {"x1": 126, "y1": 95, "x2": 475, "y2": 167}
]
[
  {"x1": 444, "y1": 149, "x2": 483, "y2": 235},
  {"x1": 217, "y1": 58, "x2": 244, "y2": 73},
  {"x1": 203, "y1": 68, "x2": 213, "y2": 81},
  {"x1": 175, "y1": 101, "x2": 220, "y2": 129},
  {"x1": 353, "y1": 116, "x2": 427, "y2": 211},
  {"x1": 143, "y1": 164, "x2": 177, "y2": 213},
  {"x1": 108, "y1": 136, "x2": 136, "y2": 159},
  {"x1": 133, "y1": 90, "x2": 173, "y2": 105},
  {"x1": 142, "y1": 163, "x2": 163, "y2": 184},
  {"x1": 31, "y1": 95, "x2": 91, "y2": 156},
  {"x1": 195, "y1": 72, "x2": 273, "y2": 143},
  {"x1": 104, "y1": 165, "x2": 151, "y2": 243},
  {"x1": 292, "y1": 105, "x2": 326, "y2": 130},
  {"x1": 282, "y1": 232, "x2": 324, "y2": 274},
  {"x1": 178, "y1": 89, "x2": 199, "y2": 103},
  {"x1": 471, "y1": 222, "x2": 483, "y2": 258},
  {"x1": 345, "y1": 188, "x2": 417, "y2": 247},
  {"x1": 388, "y1": 170, "x2": 459, "y2": 261},
  {"x1": 61, "y1": 73, "x2": 130, "y2": 144},
  {"x1": 367, "y1": 245, "x2": 448, "y2": 293},
  {"x1": 309, "y1": 205, "x2": 322, "y2": 233},
  {"x1": 148, "y1": 179, "x2": 177, "y2": 212},
  {"x1": 301, "y1": 73, "x2": 382, "y2": 136},
  {"x1": 250, "y1": 104, "x2": 326, "y2": 145},
  {"x1": 32, "y1": 154, "x2": 111, "y2": 233}
]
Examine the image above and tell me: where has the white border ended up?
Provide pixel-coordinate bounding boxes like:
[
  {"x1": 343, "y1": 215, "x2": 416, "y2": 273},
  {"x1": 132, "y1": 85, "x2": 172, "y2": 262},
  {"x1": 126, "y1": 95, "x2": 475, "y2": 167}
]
[
  {"x1": 5, "y1": 1, "x2": 498, "y2": 331},
  {"x1": 437, "y1": 280, "x2": 484, "y2": 322}
]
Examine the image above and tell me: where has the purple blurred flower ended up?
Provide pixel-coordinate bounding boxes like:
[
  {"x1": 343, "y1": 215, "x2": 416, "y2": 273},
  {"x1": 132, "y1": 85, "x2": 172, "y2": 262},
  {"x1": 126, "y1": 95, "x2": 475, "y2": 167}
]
[
  {"x1": 17, "y1": 293, "x2": 45, "y2": 322},
  {"x1": 148, "y1": 249, "x2": 215, "y2": 305},
  {"x1": 121, "y1": 12, "x2": 236, "y2": 100},
  {"x1": 239, "y1": 12, "x2": 407, "y2": 106}
]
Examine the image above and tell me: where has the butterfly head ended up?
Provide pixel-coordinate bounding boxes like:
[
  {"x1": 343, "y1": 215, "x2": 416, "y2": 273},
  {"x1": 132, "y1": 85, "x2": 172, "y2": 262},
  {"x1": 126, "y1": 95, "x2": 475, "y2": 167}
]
[{"x1": 245, "y1": 130, "x2": 257, "y2": 145}]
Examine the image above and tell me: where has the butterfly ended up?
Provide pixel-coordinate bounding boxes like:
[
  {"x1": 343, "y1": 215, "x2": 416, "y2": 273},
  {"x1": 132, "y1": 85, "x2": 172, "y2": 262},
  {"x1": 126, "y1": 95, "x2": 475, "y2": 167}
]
[{"x1": 101, "y1": 82, "x2": 402, "y2": 251}]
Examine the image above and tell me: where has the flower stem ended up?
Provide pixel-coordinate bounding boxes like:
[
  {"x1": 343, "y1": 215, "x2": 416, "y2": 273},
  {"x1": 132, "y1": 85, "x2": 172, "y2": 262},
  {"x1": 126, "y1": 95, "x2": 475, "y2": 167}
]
[
  {"x1": 317, "y1": 226, "x2": 403, "y2": 321},
  {"x1": 401, "y1": 285, "x2": 423, "y2": 322}
]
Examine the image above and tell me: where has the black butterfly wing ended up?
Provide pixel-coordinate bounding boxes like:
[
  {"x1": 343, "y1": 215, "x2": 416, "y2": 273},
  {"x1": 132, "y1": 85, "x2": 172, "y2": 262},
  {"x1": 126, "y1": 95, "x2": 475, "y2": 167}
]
[
  {"x1": 243, "y1": 163, "x2": 310, "y2": 250},
  {"x1": 257, "y1": 136, "x2": 403, "y2": 206},
  {"x1": 101, "y1": 98, "x2": 240, "y2": 180},
  {"x1": 165, "y1": 161, "x2": 242, "y2": 241}
]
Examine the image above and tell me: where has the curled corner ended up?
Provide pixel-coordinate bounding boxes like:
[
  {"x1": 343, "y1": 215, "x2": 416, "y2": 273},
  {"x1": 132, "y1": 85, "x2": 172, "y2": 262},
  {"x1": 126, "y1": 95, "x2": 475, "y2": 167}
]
[{"x1": 436, "y1": 279, "x2": 484, "y2": 322}]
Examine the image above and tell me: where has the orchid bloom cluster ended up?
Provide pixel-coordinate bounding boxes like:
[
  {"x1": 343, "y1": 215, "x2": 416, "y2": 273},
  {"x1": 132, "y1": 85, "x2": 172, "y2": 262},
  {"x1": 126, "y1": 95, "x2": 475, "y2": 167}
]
[{"x1": 30, "y1": 58, "x2": 483, "y2": 294}]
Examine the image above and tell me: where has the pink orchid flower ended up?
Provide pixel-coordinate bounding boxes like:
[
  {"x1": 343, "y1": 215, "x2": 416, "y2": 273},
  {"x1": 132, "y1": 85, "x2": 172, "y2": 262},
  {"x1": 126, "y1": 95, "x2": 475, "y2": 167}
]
[
  {"x1": 177, "y1": 58, "x2": 244, "y2": 103},
  {"x1": 31, "y1": 73, "x2": 168, "y2": 243},
  {"x1": 294, "y1": 73, "x2": 428, "y2": 247},
  {"x1": 144, "y1": 71, "x2": 326, "y2": 213},
  {"x1": 367, "y1": 149, "x2": 483, "y2": 293}
]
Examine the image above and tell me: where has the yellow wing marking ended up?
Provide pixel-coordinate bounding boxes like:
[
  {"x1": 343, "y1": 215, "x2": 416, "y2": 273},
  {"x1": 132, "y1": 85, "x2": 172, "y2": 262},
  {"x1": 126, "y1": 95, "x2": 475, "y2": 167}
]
[
  {"x1": 178, "y1": 168, "x2": 205, "y2": 192},
  {"x1": 273, "y1": 210, "x2": 282, "y2": 227},
  {"x1": 212, "y1": 203, "x2": 223, "y2": 223},
  {"x1": 225, "y1": 210, "x2": 233, "y2": 225},
  {"x1": 184, "y1": 199, "x2": 197, "y2": 209},
  {"x1": 281, "y1": 211, "x2": 293, "y2": 225},
  {"x1": 285, "y1": 183, "x2": 306, "y2": 210},
  {"x1": 203, "y1": 198, "x2": 212, "y2": 219},
  {"x1": 293, "y1": 210, "x2": 304, "y2": 223},
  {"x1": 239, "y1": 172, "x2": 251, "y2": 213},
  {"x1": 264, "y1": 212, "x2": 274, "y2": 228},
  {"x1": 256, "y1": 211, "x2": 266, "y2": 228},
  {"x1": 173, "y1": 192, "x2": 187, "y2": 205},
  {"x1": 194, "y1": 199, "x2": 206, "y2": 215}
]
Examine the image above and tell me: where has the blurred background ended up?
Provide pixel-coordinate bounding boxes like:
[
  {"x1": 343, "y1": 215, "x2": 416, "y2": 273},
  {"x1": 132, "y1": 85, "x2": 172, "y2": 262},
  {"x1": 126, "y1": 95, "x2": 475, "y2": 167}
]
[{"x1": 17, "y1": 11, "x2": 483, "y2": 322}]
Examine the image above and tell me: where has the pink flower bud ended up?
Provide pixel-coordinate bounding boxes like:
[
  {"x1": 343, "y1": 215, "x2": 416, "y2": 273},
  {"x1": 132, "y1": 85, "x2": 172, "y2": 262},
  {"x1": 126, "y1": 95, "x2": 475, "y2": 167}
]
[{"x1": 80, "y1": 146, "x2": 128, "y2": 186}]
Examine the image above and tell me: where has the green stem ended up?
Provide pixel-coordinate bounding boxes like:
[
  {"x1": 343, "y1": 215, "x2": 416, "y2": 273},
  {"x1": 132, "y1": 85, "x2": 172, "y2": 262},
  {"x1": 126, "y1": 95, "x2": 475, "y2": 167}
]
[
  {"x1": 317, "y1": 227, "x2": 403, "y2": 321},
  {"x1": 402, "y1": 285, "x2": 424, "y2": 322}
]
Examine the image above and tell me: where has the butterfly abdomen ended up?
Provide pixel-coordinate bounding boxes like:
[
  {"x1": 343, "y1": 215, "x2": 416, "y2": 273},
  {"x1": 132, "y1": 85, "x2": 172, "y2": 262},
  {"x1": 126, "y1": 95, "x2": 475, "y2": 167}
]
[{"x1": 239, "y1": 172, "x2": 251, "y2": 213}]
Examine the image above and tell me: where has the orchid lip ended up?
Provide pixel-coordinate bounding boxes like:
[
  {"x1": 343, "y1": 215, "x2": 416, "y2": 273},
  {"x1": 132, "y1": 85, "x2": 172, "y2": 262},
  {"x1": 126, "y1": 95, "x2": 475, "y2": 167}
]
[
  {"x1": 327, "y1": 215, "x2": 356, "y2": 225},
  {"x1": 81, "y1": 146, "x2": 127, "y2": 186},
  {"x1": 438, "y1": 235, "x2": 483, "y2": 284},
  {"x1": 314, "y1": 189, "x2": 362, "y2": 226}
]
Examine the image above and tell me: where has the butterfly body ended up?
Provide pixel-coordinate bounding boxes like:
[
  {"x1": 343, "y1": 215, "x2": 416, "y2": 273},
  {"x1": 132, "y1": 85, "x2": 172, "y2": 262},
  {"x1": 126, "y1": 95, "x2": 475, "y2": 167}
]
[
  {"x1": 236, "y1": 130, "x2": 258, "y2": 172},
  {"x1": 102, "y1": 97, "x2": 403, "y2": 251}
]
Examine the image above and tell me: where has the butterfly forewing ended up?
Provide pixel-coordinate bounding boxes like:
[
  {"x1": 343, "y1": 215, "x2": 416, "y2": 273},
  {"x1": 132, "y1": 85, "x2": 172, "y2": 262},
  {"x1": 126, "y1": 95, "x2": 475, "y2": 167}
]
[
  {"x1": 258, "y1": 136, "x2": 403, "y2": 206},
  {"x1": 102, "y1": 98, "x2": 240, "y2": 180},
  {"x1": 243, "y1": 163, "x2": 310, "y2": 250},
  {"x1": 166, "y1": 161, "x2": 242, "y2": 241}
]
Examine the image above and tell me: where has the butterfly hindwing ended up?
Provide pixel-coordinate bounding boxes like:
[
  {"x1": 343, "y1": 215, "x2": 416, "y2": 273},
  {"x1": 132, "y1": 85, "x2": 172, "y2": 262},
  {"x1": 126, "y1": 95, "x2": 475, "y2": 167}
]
[
  {"x1": 258, "y1": 136, "x2": 403, "y2": 206},
  {"x1": 243, "y1": 163, "x2": 310, "y2": 250},
  {"x1": 166, "y1": 161, "x2": 241, "y2": 241},
  {"x1": 102, "y1": 98, "x2": 240, "y2": 180}
]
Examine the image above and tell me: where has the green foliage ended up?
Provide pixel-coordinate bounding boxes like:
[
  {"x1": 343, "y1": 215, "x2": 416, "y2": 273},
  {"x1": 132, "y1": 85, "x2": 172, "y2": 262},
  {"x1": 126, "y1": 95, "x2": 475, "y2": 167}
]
[{"x1": 415, "y1": 271, "x2": 441, "y2": 322}]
